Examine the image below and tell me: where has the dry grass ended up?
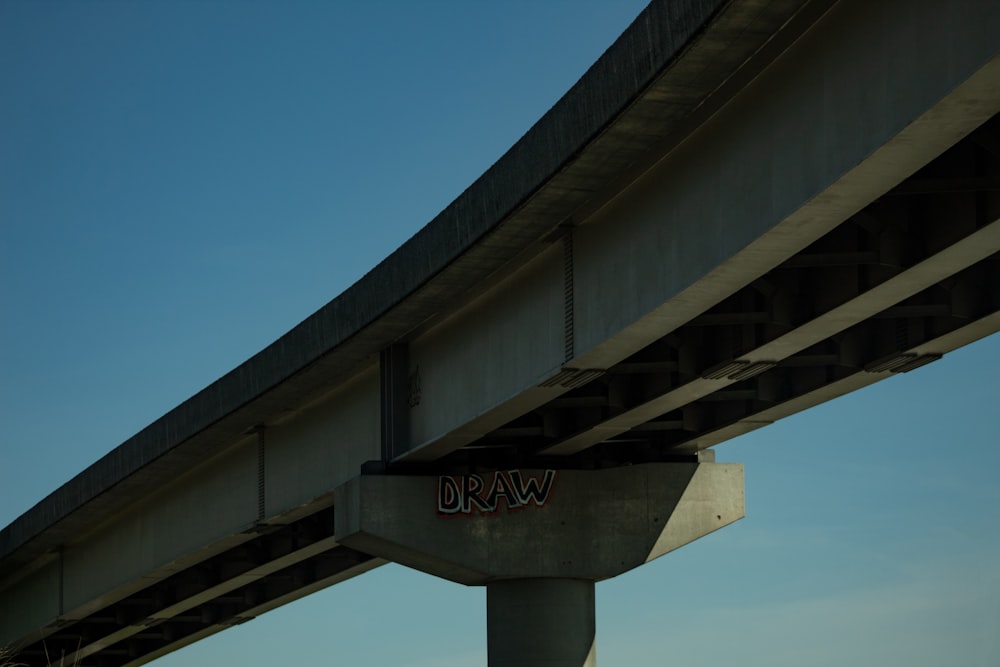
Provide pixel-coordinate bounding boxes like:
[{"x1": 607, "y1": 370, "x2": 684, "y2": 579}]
[
  {"x1": 0, "y1": 646, "x2": 25, "y2": 667},
  {"x1": 0, "y1": 641, "x2": 81, "y2": 667}
]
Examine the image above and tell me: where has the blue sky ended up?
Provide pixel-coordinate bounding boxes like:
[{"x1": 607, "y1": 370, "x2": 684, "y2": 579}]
[{"x1": 1, "y1": 3, "x2": 998, "y2": 665}]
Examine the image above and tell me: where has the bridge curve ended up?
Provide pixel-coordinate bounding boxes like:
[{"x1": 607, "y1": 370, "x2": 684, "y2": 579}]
[{"x1": 3, "y1": 1, "x2": 999, "y2": 665}]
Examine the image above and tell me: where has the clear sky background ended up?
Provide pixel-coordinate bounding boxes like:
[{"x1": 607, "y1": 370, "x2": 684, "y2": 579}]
[{"x1": 1, "y1": 2, "x2": 998, "y2": 666}]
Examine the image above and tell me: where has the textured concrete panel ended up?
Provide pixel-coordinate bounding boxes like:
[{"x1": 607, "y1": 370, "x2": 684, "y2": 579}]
[
  {"x1": 0, "y1": 558, "x2": 59, "y2": 646},
  {"x1": 265, "y1": 366, "x2": 379, "y2": 519},
  {"x1": 0, "y1": 0, "x2": 733, "y2": 573},
  {"x1": 4, "y1": 1, "x2": 998, "y2": 661},
  {"x1": 409, "y1": 243, "x2": 564, "y2": 451},
  {"x1": 61, "y1": 441, "x2": 258, "y2": 616},
  {"x1": 334, "y1": 462, "x2": 743, "y2": 585},
  {"x1": 573, "y1": 0, "x2": 1000, "y2": 367}
]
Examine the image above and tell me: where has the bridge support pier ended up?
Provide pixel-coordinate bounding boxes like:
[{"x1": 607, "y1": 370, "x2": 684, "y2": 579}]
[
  {"x1": 334, "y1": 458, "x2": 743, "y2": 666},
  {"x1": 488, "y1": 578, "x2": 596, "y2": 667}
]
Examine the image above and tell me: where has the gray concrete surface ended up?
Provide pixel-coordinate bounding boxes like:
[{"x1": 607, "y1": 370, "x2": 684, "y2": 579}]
[
  {"x1": 1, "y1": 0, "x2": 741, "y2": 576},
  {"x1": 334, "y1": 462, "x2": 742, "y2": 665},
  {"x1": 2, "y1": 0, "x2": 999, "y2": 663},
  {"x1": 487, "y1": 579, "x2": 596, "y2": 667},
  {"x1": 333, "y1": 462, "x2": 745, "y2": 584}
]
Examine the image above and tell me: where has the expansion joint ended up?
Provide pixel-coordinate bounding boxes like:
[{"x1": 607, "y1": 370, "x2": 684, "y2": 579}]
[
  {"x1": 380, "y1": 344, "x2": 410, "y2": 462},
  {"x1": 564, "y1": 230, "x2": 575, "y2": 363},
  {"x1": 255, "y1": 426, "x2": 266, "y2": 521}
]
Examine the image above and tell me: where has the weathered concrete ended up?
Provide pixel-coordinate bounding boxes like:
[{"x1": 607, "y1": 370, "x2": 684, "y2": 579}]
[
  {"x1": 334, "y1": 461, "x2": 743, "y2": 664},
  {"x1": 0, "y1": 370, "x2": 382, "y2": 649},
  {"x1": 3, "y1": 0, "x2": 999, "y2": 664},
  {"x1": 5, "y1": 0, "x2": 996, "y2": 585},
  {"x1": 390, "y1": 0, "x2": 1000, "y2": 462},
  {"x1": 335, "y1": 462, "x2": 743, "y2": 584},
  {"x1": 0, "y1": 0, "x2": 745, "y2": 578}
]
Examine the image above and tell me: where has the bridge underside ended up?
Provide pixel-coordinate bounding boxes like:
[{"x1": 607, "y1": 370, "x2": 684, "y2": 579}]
[
  {"x1": 15, "y1": 109, "x2": 1000, "y2": 667},
  {"x1": 442, "y1": 117, "x2": 1000, "y2": 468},
  {"x1": 12, "y1": 510, "x2": 380, "y2": 667},
  {"x1": 4, "y1": 0, "x2": 1000, "y2": 665}
]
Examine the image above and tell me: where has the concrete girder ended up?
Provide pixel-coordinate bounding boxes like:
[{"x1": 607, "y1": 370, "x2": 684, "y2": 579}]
[
  {"x1": 6, "y1": 506, "x2": 380, "y2": 665},
  {"x1": 0, "y1": 0, "x2": 754, "y2": 585},
  {"x1": 540, "y1": 218, "x2": 1000, "y2": 456},
  {"x1": 476, "y1": 261, "x2": 1000, "y2": 463},
  {"x1": 582, "y1": 254, "x2": 1000, "y2": 456},
  {"x1": 63, "y1": 535, "x2": 339, "y2": 665},
  {"x1": 4, "y1": 1, "x2": 1000, "y2": 664},
  {"x1": 674, "y1": 294, "x2": 1000, "y2": 453},
  {"x1": 113, "y1": 555, "x2": 382, "y2": 667},
  {"x1": 397, "y1": 0, "x2": 1000, "y2": 464},
  {"x1": 441, "y1": 120, "x2": 1000, "y2": 466},
  {"x1": 1, "y1": 364, "x2": 382, "y2": 658}
]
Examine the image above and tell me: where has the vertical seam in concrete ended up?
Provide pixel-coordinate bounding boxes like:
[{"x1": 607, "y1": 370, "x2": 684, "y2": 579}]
[
  {"x1": 256, "y1": 428, "x2": 266, "y2": 521},
  {"x1": 380, "y1": 344, "x2": 410, "y2": 462},
  {"x1": 380, "y1": 348, "x2": 391, "y2": 462},
  {"x1": 58, "y1": 546, "x2": 64, "y2": 616},
  {"x1": 564, "y1": 231, "x2": 575, "y2": 363}
]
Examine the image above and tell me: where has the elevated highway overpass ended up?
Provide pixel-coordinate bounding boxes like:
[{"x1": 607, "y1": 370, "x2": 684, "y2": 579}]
[{"x1": 2, "y1": 0, "x2": 999, "y2": 664}]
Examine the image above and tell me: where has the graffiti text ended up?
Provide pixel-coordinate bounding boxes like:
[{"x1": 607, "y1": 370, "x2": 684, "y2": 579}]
[{"x1": 437, "y1": 470, "x2": 556, "y2": 516}]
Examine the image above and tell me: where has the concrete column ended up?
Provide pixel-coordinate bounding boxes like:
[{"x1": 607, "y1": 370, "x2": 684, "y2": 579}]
[{"x1": 487, "y1": 578, "x2": 596, "y2": 667}]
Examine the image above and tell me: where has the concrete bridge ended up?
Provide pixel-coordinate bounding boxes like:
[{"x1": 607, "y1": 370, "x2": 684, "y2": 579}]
[{"x1": 2, "y1": 0, "x2": 999, "y2": 665}]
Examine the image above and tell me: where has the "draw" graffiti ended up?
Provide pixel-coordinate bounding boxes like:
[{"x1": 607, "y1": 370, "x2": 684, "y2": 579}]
[{"x1": 437, "y1": 470, "x2": 556, "y2": 516}]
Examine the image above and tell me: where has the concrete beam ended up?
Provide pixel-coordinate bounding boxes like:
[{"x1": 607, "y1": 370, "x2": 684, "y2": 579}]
[
  {"x1": 396, "y1": 0, "x2": 1000, "y2": 462},
  {"x1": 1, "y1": 0, "x2": 746, "y2": 576},
  {"x1": 542, "y1": 217, "x2": 1000, "y2": 456},
  {"x1": 0, "y1": 369, "x2": 381, "y2": 650}
]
